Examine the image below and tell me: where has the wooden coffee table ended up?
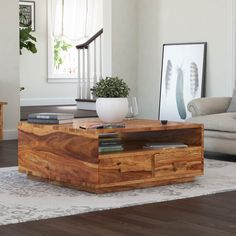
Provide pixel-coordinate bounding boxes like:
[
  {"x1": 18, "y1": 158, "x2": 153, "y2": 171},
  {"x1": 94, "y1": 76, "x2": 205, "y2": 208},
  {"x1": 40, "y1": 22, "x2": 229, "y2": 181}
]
[{"x1": 18, "y1": 118, "x2": 204, "y2": 193}]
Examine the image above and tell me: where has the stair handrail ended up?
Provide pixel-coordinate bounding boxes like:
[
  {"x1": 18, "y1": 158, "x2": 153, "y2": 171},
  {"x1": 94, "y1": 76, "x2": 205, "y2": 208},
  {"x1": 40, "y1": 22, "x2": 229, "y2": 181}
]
[
  {"x1": 76, "y1": 28, "x2": 103, "y2": 101},
  {"x1": 76, "y1": 28, "x2": 103, "y2": 50}
]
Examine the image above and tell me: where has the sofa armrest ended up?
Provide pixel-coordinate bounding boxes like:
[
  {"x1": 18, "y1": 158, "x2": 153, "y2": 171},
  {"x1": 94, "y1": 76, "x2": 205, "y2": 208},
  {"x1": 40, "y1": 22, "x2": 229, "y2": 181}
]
[{"x1": 187, "y1": 97, "x2": 232, "y2": 117}]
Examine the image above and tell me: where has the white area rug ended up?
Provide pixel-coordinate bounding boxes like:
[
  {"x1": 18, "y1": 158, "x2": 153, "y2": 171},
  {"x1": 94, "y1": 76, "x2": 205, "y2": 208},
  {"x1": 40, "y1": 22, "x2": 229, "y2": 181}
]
[{"x1": 0, "y1": 159, "x2": 236, "y2": 226}]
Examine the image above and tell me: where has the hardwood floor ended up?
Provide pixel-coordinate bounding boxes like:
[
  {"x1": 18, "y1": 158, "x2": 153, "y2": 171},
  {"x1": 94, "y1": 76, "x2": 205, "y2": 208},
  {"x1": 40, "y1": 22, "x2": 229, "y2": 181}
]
[
  {"x1": 0, "y1": 140, "x2": 18, "y2": 167},
  {"x1": 0, "y1": 191, "x2": 235, "y2": 236},
  {"x1": 0, "y1": 140, "x2": 235, "y2": 236}
]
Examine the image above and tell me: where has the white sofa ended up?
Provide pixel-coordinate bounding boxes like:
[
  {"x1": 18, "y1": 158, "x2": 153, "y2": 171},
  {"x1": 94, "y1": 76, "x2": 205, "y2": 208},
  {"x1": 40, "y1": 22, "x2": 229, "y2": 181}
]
[{"x1": 187, "y1": 97, "x2": 236, "y2": 155}]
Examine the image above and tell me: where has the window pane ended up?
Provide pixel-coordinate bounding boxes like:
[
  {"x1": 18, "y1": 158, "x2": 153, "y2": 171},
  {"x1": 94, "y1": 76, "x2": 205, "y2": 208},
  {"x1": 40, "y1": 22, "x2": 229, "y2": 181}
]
[{"x1": 53, "y1": 37, "x2": 78, "y2": 78}]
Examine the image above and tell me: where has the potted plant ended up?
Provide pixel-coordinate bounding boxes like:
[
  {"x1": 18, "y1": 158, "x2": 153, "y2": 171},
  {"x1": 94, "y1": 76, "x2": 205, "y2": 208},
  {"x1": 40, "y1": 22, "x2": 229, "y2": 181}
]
[
  {"x1": 91, "y1": 77, "x2": 130, "y2": 123},
  {"x1": 19, "y1": 12, "x2": 37, "y2": 55},
  {"x1": 20, "y1": 27, "x2": 37, "y2": 55}
]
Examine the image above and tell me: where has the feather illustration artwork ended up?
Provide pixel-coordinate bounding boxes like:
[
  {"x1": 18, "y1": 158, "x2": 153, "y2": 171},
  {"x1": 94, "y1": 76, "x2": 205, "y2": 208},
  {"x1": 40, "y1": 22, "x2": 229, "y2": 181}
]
[
  {"x1": 176, "y1": 67, "x2": 187, "y2": 119},
  {"x1": 190, "y1": 62, "x2": 199, "y2": 98},
  {"x1": 165, "y1": 60, "x2": 172, "y2": 95}
]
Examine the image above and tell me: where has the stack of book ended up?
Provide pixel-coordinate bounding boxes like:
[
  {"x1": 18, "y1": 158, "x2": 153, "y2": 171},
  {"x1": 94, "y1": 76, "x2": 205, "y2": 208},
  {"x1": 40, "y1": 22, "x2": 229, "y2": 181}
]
[
  {"x1": 99, "y1": 133, "x2": 124, "y2": 153},
  {"x1": 28, "y1": 113, "x2": 74, "y2": 124}
]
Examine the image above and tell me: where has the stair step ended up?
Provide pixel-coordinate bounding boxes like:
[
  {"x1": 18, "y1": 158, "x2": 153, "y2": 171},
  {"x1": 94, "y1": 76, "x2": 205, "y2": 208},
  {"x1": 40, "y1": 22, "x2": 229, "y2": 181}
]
[{"x1": 75, "y1": 99, "x2": 96, "y2": 111}]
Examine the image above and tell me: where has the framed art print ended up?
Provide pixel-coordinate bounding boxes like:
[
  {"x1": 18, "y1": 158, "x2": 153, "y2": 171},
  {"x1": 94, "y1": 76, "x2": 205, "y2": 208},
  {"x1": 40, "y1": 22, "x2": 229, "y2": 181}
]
[
  {"x1": 158, "y1": 42, "x2": 207, "y2": 121},
  {"x1": 19, "y1": 1, "x2": 35, "y2": 31}
]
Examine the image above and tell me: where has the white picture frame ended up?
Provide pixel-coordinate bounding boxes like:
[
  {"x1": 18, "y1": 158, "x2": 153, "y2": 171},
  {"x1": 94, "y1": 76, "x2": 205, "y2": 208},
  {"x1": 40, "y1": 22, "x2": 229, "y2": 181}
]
[{"x1": 159, "y1": 43, "x2": 207, "y2": 121}]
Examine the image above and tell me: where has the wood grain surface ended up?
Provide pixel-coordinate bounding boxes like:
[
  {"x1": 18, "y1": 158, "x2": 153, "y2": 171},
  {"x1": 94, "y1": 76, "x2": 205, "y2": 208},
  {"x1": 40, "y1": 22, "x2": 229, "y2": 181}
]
[
  {"x1": 19, "y1": 118, "x2": 203, "y2": 135},
  {"x1": 18, "y1": 118, "x2": 204, "y2": 193}
]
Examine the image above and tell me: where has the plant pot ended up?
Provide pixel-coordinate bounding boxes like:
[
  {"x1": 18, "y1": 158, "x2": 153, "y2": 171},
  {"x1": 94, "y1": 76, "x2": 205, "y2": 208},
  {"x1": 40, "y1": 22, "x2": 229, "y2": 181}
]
[{"x1": 96, "y1": 98, "x2": 128, "y2": 123}]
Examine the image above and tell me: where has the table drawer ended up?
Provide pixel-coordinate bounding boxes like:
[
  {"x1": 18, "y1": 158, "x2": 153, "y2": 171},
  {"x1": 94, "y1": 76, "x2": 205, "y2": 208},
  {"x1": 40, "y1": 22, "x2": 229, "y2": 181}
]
[
  {"x1": 154, "y1": 147, "x2": 203, "y2": 177},
  {"x1": 99, "y1": 154, "x2": 152, "y2": 184}
]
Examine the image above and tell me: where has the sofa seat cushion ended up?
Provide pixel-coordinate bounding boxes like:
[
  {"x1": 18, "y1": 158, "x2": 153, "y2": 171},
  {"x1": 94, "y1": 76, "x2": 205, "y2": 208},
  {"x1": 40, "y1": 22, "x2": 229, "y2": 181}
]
[
  {"x1": 204, "y1": 130, "x2": 236, "y2": 140},
  {"x1": 187, "y1": 112, "x2": 236, "y2": 132}
]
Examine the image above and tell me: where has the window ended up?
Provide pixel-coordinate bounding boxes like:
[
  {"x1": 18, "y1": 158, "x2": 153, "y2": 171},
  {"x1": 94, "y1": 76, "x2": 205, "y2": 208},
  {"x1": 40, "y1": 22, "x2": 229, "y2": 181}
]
[{"x1": 48, "y1": 0, "x2": 103, "y2": 82}]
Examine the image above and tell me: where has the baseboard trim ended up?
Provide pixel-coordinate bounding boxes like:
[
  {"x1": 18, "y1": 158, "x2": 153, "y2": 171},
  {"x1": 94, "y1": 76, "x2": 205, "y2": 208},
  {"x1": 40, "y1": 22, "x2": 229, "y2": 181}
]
[
  {"x1": 3, "y1": 129, "x2": 18, "y2": 140},
  {"x1": 20, "y1": 98, "x2": 76, "y2": 107}
]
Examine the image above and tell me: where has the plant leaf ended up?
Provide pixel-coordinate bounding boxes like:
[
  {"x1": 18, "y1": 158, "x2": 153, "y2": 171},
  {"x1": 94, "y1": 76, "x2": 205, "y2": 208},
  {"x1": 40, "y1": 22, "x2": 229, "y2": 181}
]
[{"x1": 19, "y1": 27, "x2": 37, "y2": 54}]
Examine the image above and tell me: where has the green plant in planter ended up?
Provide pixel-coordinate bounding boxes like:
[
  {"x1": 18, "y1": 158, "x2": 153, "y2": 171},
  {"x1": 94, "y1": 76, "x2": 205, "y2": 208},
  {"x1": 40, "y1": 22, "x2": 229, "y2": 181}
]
[{"x1": 91, "y1": 77, "x2": 130, "y2": 98}]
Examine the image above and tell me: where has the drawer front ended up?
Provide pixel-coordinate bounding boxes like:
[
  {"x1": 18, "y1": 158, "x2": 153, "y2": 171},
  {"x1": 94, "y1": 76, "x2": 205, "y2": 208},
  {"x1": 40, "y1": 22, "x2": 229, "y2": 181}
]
[
  {"x1": 99, "y1": 154, "x2": 152, "y2": 184},
  {"x1": 154, "y1": 147, "x2": 203, "y2": 177}
]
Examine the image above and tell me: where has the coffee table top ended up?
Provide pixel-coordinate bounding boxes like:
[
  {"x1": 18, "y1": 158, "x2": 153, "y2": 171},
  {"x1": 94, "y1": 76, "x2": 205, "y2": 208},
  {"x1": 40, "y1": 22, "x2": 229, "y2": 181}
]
[{"x1": 19, "y1": 118, "x2": 203, "y2": 137}]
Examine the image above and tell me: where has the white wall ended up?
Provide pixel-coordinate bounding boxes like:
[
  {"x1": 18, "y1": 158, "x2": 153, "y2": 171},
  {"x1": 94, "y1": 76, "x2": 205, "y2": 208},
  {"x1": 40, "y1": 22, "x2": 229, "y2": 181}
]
[
  {"x1": 103, "y1": 0, "x2": 138, "y2": 96},
  {"x1": 20, "y1": 0, "x2": 77, "y2": 106},
  {"x1": 137, "y1": 0, "x2": 235, "y2": 118},
  {"x1": 0, "y1": 0, "x2": 19, "y2": 139},
  {"x1": 102, "y1": 0, "x2": 112, "y2": 77},
  {"x1": 111, "y1": 0, "x2": 138, "y2": 96}
]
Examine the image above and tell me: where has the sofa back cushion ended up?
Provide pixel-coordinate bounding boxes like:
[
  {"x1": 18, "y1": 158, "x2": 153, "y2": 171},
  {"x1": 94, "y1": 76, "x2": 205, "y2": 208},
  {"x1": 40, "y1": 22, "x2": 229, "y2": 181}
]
[{"x1": 188, "y1": 112, "x2": 236, "y2": 132}]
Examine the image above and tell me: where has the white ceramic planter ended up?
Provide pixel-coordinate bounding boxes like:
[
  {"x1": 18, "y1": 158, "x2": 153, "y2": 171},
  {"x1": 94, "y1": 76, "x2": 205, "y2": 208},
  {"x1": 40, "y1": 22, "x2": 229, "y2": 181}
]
[{"x1": 96, "y1": 98, "x2": 128, "y2": 123}]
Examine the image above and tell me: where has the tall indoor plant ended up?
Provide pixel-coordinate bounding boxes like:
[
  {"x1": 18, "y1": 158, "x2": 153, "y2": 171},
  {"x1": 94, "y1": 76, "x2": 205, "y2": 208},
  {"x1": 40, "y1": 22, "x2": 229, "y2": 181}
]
[
  {"x1": 91, "y1": 77, "x2": 130, "y2": 123},
  {"x1": 19, "y1": 12, "x2": 37, "y2": 55},
  {"x1": 19, "y1": 12, "x2": 37, "y2": 91}
]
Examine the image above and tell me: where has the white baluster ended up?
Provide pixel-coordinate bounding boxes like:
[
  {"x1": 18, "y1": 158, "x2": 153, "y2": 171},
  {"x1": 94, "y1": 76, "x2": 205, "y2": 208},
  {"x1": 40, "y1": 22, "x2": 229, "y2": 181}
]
[
  {"x1": 82, "y1": 48, "x2": 86, "y2": 99},
  {"x1": 87, "y1": 46, "x2": 91, "y2": 99},
  {"x1": 77, "y1": 49, "x2": 81, "y2": 99},
  {"x1": 76, "y1": 29, "x2": 103, "y2": 103},
  {"x1": 94, "y1": 39, "x2": 97, "y2": 84},
  {"x1": 99, "y1": 35, "x2": 102, "y2": 80}
]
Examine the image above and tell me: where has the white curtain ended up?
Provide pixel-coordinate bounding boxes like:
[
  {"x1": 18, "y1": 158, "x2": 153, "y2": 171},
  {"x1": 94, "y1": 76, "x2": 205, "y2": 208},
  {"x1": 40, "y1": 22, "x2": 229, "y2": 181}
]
[{"x1": 51, "y1": 0, "x2": 103, "y2": 41}]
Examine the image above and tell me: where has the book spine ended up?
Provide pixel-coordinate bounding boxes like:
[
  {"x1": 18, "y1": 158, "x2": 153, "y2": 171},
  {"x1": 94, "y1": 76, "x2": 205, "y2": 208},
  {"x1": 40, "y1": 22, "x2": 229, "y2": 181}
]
[
  {"x1": 35, "y1": 115, "x2": 54, "y2": 119},
  {"x1": 28, "y1": 115, "x2": 73, "y2": 120},
  {"x1": 99, "y1": 147, "x2": 124, "y2": 153},
  {"x1": 28, "y1": 119, "x2": 60, "y2": 124},
  {"x1": 28, "y1": 115, "x2": 56, "y2": 119}
]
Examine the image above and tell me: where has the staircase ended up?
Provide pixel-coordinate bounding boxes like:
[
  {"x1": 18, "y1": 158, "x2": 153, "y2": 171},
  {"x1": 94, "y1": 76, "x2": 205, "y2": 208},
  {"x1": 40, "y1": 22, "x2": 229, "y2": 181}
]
[{"x1": 75, "y1": 29, "x2": 103, "y2": 110}]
